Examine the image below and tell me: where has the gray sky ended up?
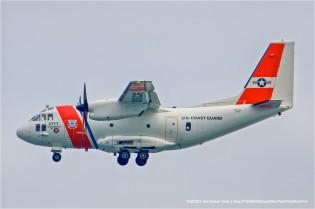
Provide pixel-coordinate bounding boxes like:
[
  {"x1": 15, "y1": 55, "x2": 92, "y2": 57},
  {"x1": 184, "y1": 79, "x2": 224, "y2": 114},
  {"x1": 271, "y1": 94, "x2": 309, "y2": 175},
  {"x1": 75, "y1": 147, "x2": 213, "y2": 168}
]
[{"x1": 1, "y1": 1, "x2": 314, "y2": 208}]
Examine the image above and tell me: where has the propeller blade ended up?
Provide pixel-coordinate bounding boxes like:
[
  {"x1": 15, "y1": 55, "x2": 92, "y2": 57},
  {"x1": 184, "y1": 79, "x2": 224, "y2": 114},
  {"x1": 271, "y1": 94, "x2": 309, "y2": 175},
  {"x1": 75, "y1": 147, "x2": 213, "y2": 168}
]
[
  {"x1": 77, "y1": 96, "x2": 82, "y2": 106},
  {"x1": 76, "y1": 83, "x2": 89, "y2": 132},
  {"x1": 82, "y1": 111, "x2": 87, "y2": 130},
  {"x1": 83, "y1": 83, "x2": 88, "y2": 111},
  {"x1": 76, "y1": 83, "x2": 89, "y2": 113}
]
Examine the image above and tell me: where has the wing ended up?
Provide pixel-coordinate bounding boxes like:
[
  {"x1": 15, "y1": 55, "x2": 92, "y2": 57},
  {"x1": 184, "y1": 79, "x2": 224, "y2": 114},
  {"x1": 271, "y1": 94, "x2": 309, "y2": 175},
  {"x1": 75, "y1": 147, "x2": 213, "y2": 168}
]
[
  {"x1": 88, "y1": 81, "x2": 161, "y2": 121},
  {"x1": 118, "y1": 81, "x2": 161, "y2": 110}
]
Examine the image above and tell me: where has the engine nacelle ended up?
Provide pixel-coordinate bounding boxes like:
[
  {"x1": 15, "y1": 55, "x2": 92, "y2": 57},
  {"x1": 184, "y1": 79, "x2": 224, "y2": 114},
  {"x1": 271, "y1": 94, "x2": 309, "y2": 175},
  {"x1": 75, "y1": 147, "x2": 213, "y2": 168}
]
[{"x1": 88, "y1": 99, "x2": 147, "y2": 121}]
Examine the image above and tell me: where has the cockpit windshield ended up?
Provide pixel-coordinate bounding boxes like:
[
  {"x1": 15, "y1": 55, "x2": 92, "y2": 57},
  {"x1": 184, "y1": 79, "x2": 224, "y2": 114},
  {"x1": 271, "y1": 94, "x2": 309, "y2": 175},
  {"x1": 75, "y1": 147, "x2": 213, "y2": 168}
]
[
  {"x1": 30, "y1": 114, "x2": 40, "y2": 121},
  {"x1": 30, "y1": 113, "x2": 54, "y2": 121}
]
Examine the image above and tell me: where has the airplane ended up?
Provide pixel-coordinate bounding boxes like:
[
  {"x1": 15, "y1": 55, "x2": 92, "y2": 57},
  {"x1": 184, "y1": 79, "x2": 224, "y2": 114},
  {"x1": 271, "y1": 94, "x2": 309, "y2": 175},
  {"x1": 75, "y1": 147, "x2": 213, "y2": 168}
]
[{"x1": 16, "y1": 40, "x2": 294, "y2": 166}]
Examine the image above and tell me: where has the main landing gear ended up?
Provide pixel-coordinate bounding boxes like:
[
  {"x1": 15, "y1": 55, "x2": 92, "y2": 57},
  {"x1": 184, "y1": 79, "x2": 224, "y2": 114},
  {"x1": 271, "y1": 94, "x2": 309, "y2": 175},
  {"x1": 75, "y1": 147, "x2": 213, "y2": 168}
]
[
  {"x1": 135, "y1": 151, "x2": 149, "y2": 166},
  {"x1": 116, "y1": 150, "x2": 149, "y2": 166},
  {"x1": 117, "y1": 150, "x2": 131, "y2": 166}
]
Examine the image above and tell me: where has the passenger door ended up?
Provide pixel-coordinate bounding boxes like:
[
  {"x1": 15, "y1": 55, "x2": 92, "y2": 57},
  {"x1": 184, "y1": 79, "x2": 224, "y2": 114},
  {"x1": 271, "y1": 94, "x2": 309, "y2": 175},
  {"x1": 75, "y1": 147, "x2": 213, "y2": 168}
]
[{"x1": 165, "y1": 117, "x2": 178, "y2": 143}]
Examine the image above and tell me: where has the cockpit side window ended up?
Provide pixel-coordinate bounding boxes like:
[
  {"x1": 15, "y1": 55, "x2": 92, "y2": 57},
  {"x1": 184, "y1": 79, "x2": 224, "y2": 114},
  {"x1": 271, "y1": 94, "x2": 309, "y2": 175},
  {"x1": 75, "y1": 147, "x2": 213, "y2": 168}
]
[
  {"x1": 36, "y1": 124, "x2": 40, "y2": 132},
  {"x1": 47, "y1": 114, "x2": 53, "y2": 121},
  {"x1": 41, "y1": 124, "x2": 46, "y2": 132},
  {"x1": 41, "y1": 114, "x2": 46, "y2": 121},
  {"x1": 31, "y1": 114, "x2": 40, "y2": 121}
]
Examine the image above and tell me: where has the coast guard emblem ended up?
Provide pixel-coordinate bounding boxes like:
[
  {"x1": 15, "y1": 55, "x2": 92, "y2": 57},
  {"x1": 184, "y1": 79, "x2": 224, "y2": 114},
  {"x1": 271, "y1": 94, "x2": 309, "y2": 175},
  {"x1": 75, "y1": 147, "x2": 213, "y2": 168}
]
[{"x1": 68, "y1": 120, "x2": 77, "y2": 129}]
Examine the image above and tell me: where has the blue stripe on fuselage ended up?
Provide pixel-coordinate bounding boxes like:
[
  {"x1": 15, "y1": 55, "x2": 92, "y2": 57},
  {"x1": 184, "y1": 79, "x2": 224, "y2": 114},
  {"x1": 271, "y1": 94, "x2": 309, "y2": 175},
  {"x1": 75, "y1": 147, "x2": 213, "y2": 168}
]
[{"x1": 85, "y1": 119, "x2": 99, "y2": 149}]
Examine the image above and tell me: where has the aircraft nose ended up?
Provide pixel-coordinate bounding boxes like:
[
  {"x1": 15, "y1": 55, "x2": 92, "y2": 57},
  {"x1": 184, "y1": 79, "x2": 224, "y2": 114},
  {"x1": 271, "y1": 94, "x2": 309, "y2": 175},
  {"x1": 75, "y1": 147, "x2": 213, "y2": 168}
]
[{"x1": 16, "y1": 124, "x2": 30, "y2": 141}]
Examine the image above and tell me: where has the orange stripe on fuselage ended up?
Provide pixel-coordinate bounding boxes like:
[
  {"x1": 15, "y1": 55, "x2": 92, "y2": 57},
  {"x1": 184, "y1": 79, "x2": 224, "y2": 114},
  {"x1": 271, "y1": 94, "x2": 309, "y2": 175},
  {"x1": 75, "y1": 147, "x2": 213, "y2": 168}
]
[{"x1": 56, "y1": 105, "x2": 92, "y2": 149}]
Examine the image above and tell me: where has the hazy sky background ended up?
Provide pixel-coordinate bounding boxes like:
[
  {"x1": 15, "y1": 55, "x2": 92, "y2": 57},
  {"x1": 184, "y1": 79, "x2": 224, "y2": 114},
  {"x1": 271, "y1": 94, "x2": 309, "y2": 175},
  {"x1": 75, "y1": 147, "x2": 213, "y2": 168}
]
[{"x1": 1, "y1": 1, "x2": 314, "y2": 208}]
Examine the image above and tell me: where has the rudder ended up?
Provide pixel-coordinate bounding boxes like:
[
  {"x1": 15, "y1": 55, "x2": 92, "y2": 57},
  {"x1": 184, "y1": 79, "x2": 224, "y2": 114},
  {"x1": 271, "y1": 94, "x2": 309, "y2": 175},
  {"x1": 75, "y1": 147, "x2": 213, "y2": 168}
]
[{"x1": 271, "y1": 41, "x2": 294, "y2": 108}]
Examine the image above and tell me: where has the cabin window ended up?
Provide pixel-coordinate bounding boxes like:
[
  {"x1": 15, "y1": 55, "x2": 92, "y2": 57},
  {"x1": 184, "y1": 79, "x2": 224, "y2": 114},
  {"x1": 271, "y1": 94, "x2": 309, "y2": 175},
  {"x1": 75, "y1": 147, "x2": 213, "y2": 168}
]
[
  {"x1": 146, "y1": 124, "x2": 151, "y2": 128},
  {"x1": 42, "y1": 124, "x2": 46, "y2": 132},
  {"x1": 186, "y1": 122, "x2": 191, "y2": 131},
  {"x1": 109, "y1": 123, "x2": 114, "y2": 127},
  {"x1": 36, "y1": 124, "x2": 40, "y2": 132}
]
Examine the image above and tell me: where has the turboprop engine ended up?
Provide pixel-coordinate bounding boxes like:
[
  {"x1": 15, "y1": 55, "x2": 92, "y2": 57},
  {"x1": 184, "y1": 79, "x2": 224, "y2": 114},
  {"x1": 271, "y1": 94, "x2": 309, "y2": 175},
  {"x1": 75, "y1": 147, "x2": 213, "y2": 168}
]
[{"x1": 88, "y1": 99, "x2": 148, "y2": 121}]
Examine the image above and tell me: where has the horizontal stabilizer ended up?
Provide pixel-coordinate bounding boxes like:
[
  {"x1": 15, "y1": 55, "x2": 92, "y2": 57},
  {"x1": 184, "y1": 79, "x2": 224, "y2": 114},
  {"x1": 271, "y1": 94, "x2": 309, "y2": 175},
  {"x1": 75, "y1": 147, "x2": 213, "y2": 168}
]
[{"x1": 252, "y1": 100, "x2": 282, "y2": 108}]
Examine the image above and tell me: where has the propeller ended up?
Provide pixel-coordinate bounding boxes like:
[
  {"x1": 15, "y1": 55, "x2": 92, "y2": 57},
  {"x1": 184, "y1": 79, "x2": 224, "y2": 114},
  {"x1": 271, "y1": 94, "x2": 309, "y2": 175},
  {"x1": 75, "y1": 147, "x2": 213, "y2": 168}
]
[
  {"x1": 77, "y1": 95, "x2": 82, "y2": 106},
  {"x1": 76, "y1": 83, "x2": 89, "y2": 129},
  {"x1": 75, "y1": 83, "x2": 99, "y2": 149}
]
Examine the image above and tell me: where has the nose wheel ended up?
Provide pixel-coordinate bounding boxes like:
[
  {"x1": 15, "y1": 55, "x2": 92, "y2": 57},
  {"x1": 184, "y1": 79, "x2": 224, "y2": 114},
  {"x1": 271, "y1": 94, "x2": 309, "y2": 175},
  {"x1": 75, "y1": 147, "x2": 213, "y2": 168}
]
[
  {"x1": 117, "y1": 150, "x2": 130, "y2": 166},
  {"x1": 51, "y1": 147, "x2": 62, "y2": 162},
  {"x1": 135, "y1": 151, "x2": 149, "y2": 166},
  {"x1": 52, "y1": 152, "x2": 62, "y2": 162}
]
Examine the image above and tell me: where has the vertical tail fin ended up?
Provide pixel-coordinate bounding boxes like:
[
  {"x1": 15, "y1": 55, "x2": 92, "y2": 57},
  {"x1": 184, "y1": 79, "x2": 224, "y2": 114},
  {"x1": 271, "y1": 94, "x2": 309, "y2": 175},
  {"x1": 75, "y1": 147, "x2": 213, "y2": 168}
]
[{"x1": 236, "y1": 40, "x2": 294, "y2": 108}]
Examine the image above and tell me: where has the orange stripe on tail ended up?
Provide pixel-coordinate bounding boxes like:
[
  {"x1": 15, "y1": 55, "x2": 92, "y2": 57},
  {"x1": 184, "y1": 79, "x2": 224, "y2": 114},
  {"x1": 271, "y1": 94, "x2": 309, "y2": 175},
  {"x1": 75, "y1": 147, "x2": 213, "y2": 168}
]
[
  {"x1": 236, "y1": 88, "x2": 273, "y2": 104},
  {"x1": 236, "y1": 42, "x2": 284, "y2": 105}
]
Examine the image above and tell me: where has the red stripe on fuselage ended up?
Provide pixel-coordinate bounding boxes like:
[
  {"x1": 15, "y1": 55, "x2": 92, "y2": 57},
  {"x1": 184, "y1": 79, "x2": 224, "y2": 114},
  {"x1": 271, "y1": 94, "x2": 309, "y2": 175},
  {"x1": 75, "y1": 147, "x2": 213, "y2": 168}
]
[{"x1": 56, "y1": 105, "x2": 92, "y2": 149}]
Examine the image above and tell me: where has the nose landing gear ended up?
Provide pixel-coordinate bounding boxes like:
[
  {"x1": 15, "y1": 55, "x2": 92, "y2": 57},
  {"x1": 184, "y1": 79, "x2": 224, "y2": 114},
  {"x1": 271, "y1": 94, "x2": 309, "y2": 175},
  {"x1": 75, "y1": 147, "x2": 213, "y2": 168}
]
[
  {"x1": 51, "y1": 147, "x2": 62, "y2": 162},
  {"x1": 52, "y1": 152, "x2": 62, "y2": 162}
]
